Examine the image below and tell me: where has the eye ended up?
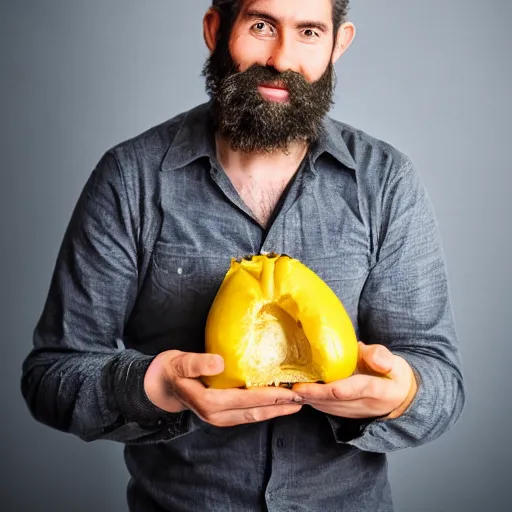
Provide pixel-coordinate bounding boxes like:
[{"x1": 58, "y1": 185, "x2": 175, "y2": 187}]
[
  {"x1": 251, "y1": 21, "x2": 275, "y2": 36},
  {"x1": 302, "y1": 29, "x2": 319, "y2": 39}
]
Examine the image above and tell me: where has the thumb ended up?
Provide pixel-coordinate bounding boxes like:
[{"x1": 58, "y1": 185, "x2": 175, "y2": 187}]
[
  {"x1": 358, "y1": 342, "x2": 394, "y2": 376},
  {"x1": 172, "y1": 352, "x2": 225, "y2": 379}
]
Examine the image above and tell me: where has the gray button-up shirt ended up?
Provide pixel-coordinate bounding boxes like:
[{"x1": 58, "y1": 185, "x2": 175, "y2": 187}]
[{"x1": 21, "y1": 101, "x2": 465, "y2": 511}]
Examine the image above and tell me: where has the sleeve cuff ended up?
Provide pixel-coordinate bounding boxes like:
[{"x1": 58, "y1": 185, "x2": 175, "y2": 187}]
[
  {"x1": 104, "y1": 350, "x2": 184, "y2": 433},
  {"x1": 324, "y1": 415, "x2": 380, "y2": 443},
  {"x1": 325, "y1": 353, "x2": 432, "y2": 450}
]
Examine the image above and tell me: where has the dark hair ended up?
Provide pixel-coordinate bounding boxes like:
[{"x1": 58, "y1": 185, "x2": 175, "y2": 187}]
[{"x1": 211, "y1": 0, "x2": 350, "y2": 39}]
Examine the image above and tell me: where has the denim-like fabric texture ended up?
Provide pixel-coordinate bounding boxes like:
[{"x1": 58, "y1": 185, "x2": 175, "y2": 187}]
[{"x1": 21, "y1": 101, "x2": 465, "y2": 511}]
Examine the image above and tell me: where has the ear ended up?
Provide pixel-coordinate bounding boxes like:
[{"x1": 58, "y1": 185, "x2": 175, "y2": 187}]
[
  {"x1": 331, "y1": 22, "x2": 356, "y2": 64},
  {"x1": 203, "y1": 8, "x2": 221, "y2": 53}
]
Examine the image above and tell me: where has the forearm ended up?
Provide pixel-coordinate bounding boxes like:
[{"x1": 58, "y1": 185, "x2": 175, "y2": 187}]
[{"x1": 21, "y1": 346, "x2": 190, "y2": 444}]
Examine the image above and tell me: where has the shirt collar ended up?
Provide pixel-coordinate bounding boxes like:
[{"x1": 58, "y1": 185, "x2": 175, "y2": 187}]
[
  {"x1": 309, "y1": 115, "x2": 357, "y2": 171},
  {"x1": 161, "y1": 101, "x2": 357, "y2": 172},
  {"x1": 161, "y1": 101, "x2": 217, "y2": 172}
]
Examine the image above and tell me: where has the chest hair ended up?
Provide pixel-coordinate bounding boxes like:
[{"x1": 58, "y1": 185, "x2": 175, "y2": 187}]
[{"x1": 236, "y1": 178, "x2": 290, "y2": 228}]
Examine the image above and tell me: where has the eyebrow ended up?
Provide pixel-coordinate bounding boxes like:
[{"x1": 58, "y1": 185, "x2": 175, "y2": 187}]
[{"x1": 243, "y1": 9, "x2": 330, "y2": 33}]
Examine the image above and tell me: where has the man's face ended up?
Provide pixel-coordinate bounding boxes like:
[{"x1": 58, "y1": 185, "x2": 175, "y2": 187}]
[{"x1": 203, "y1": 0, "x2": 338, "y2": 153}]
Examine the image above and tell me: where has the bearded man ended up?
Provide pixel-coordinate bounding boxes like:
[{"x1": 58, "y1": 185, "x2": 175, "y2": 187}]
[{"x1": 21, "y1": 1, "x2": 465, "y2": 511}]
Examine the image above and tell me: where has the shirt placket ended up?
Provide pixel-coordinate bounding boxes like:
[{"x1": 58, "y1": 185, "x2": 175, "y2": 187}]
[
  {"x1": 259, "y1": 159, "x2": 313, "y2": 255},
  {"x1": 208, "y1": 156, "x2": 312, "y2": 256}
]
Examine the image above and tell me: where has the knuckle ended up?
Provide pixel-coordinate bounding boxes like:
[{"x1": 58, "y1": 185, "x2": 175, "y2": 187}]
[
  {"x1": 161, "y1": 350, "x2": 181, "y2": 366},
  {"x1": 171, "y1": 354, "x2": 187, "y2": 378},
  {"x1": 167, "y1": 349, "x2": 183, "y2": 359}
]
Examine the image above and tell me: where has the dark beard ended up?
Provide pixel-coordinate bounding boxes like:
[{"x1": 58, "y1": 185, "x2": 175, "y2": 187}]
[{"x1": 202, "y1": 43, "x2": 336, "y2": 153}]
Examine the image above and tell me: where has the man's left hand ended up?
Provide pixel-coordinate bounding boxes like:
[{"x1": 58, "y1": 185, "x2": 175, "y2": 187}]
[{"x1": 292, "y1": 342, "x2": 418, "y2": 420}]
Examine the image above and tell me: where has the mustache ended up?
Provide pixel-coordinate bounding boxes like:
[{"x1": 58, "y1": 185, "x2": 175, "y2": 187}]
[
  {"x1": 233, "y1": 64, "x2": 306, "y2": 81},
  {"x1": 221, "y1": 64, "x2": 327, "y2": 105}
]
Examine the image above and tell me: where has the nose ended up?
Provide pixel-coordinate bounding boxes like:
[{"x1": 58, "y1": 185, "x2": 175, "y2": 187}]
[{"x1": 266, "y1": 35, "x2": 298, "y2": 74}]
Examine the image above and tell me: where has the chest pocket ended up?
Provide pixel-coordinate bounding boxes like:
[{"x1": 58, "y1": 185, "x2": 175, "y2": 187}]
[{"x1": 148, "y1": 242, "x2": 231, "y2": 330}]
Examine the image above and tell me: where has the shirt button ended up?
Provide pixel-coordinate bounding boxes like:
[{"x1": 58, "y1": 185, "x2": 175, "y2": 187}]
[
  {"x1": 276, "y1": 437, "x2": 285, "y2": 449},
  {"x1": 176, "y1": 267, "x2": 183, "y2": 275}
]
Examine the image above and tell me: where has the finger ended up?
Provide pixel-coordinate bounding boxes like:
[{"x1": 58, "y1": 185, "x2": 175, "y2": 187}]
[
  {"x1": 294, "y1": 375, "x2": 391, "y2": 401},
  {"x1": 206, "y1": 404, "x2": 303, "y2": 428},
  {"x1": 171, "y1": 376, "x2": 208, "y2": 408},
  {"x1": 170, "y1": 352, "x2": 224, "y2": 379},
  {"x1": 358, "y1": 342, "x2": 394, "y2": 376},
  {"x1": 304, "y1": 401, "x2": 386, "y2": 419},
  {"x1": 181, "y1": 380, "x2": 303, "y2": 412},
  {"x1": 292, "y1": 382, "x2": 332, "y2": 400},
  {"x1": 212, "y1": 386, "x2": 304, "y2": 408}
]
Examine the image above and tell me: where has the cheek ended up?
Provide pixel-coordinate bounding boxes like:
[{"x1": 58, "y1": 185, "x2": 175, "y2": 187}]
[
  {"x1": 301, "y1": 48, "x2": 333, "y2": 83},
  {"x1": 229, "y1": 35, "x2": 267, "y2": 71}
]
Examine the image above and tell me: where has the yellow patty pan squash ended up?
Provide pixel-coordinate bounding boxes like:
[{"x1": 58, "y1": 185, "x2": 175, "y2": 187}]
[{"x1": 203, "y1": 253, "x2": 358, "y2": 389}]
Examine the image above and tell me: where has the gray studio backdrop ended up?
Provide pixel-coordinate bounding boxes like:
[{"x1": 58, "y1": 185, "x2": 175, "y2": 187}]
[{"x1": 2, "y1": 1, "x2": 510, "y2": 511}]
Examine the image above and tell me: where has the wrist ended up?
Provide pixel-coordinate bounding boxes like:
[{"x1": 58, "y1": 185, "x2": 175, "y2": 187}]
[
  {"x1": 383, "y1": 365, "x2": 418, "y2": 420},
  {"x1": 104, "y1": 350, "x2": 182, "y2": 427},
  {"x1": 144, "y1": 352, "x2": 185, "y2": 414}
]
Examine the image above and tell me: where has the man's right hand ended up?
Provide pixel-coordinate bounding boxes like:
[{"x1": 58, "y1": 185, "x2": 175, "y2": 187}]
[{"x1": 144, "y1": 350, "x2": 303, "y2": 427}]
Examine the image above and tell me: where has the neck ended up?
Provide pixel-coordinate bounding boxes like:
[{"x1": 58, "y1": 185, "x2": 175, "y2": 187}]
[{"x1": 215, "y1": 134, "x2": 309, "y2": 177}]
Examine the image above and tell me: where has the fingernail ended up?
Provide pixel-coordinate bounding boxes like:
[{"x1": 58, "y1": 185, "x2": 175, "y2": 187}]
[{"x1": 293, "y1": 396, "x2": 304, "y2": 403}]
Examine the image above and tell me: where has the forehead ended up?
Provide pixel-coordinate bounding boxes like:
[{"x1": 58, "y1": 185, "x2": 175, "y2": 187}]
[{"x1": 238, "y1": 0, "x2": 333, "y2": 23}]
